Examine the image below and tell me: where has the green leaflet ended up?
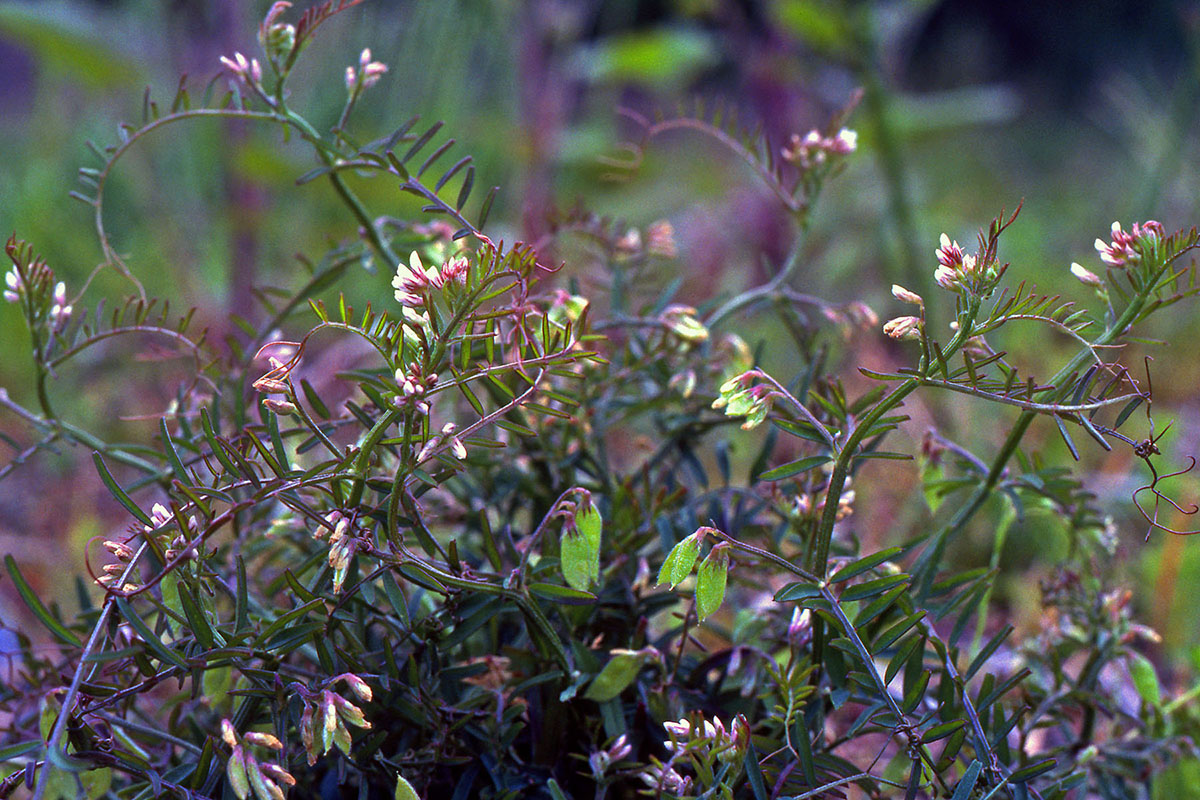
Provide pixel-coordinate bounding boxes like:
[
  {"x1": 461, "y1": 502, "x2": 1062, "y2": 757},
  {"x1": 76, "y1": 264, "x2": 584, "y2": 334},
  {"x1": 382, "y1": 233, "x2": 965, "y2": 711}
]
[
  {"x1": 560, "y1": 503, "x2": 602, "y2": 591},
  {"x1": 695, "y1": 544, "x2": 730, "y2": 621}
]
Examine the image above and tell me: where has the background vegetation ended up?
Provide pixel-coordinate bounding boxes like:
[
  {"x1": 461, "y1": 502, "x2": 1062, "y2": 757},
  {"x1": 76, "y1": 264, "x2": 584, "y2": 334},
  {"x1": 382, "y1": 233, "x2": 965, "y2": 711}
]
[{"x1": 2, "y1": 1, "x2": 1200, "y2": 797}]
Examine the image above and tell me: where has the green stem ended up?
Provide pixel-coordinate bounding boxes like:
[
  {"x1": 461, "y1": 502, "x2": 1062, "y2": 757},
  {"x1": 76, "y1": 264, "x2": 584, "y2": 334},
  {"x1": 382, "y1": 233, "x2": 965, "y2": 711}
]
[
  {"x1": 807, "y1": 297, "x2": 982, "y2": 574},
  {"x1": 913, "y1": 279, "x2": 1156, "y2": 592}
]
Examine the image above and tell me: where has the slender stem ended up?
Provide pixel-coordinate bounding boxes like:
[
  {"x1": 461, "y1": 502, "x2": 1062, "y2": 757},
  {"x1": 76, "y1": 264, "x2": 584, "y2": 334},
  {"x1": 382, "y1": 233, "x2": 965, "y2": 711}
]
[
  {"x1": 913, "y1": 274, "x2": 1158, "y2": 591},
  {"x1": 706, "y1": 232, "x2": 806, "y2": 330},
  {"x1": 807, "y1": 297, "x2": 982, "y2": 574},
  {"x1": 33, "y1": 544, "x2": 147, "y2": 800}
]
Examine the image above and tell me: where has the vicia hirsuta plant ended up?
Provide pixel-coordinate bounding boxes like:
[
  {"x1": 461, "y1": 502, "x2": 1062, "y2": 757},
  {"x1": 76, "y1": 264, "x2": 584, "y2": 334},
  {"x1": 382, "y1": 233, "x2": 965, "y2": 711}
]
[{"x1": 2, "y1": 3, "x2": 1199, "y2": 800}]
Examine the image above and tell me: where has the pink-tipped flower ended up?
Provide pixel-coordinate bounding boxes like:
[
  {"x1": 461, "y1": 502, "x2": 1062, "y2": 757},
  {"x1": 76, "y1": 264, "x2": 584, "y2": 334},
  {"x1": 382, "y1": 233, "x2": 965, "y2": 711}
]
[
  {"x1": 439, "y1": 256, "x2": 469, "y2": 286},
  {"x1": 1094, "y1": 220, "x2": 1164, "y2": 267},
  {"x1": 1070, "y1": 262, "x2": 1103, "y2": 287},
  {"x1": 607, "y1": 733, "x2": 632, "y2": 762},
  {"x1": 344, "y1": 66, "x2": 357, "y2": 91},
  {"x1": 262, "y1": 397, "x2": 297, "y2": 415},
  {"x1": 339, "y1": 672, "x2": 373, "y2": 702},
  {"x1": 4, "y1": 268, "x2": 22, "y2": 303},
  {"x1": 883, "y1": 315, "x2": 921, "y2": 340},
  {"x1": 392, "y1": 251, "x2": 443, "y2": 306},
  {"x1": 221, "y1": 718, "x2": 239, "y2": 747},
  {"x1": 145, "y1": 502, "x2": 173, "y2": 533},
  {"x1": 891, "y1": 284, "x2": 923, "y2": 306},
  {"x1": 243, "y1": 731, "x2": 283, "y2": 750},
  {"x1": 935, "y1": 233, "x2": 967, "y2": 269},
  {"x1": 48, "y1": 281, "x2": 71, "y2": 324},
  {"x1": 788, "y1": 607, "x2": 811, "y2": 645},
  {"x1": 448, "y1": 431, "x2": 467, "y2": 460},
  {"x1": 361, "y1": 61, "x2": 387, "y2": 89},
  {"x1": 219, "y1": 52, "x2": 252, "y2": 77},
  {"x1": 828, "y1": 128, "x2": 857, "y2": 154}
]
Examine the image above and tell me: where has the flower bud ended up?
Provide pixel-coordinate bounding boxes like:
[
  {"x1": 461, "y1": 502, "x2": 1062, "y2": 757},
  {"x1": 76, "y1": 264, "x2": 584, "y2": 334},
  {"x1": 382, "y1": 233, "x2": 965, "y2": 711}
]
[
  {"x1": 243, "y1": 731, "x2": 283, "y2": 750},
  {"x1": 340, "y1": 672, "x2": 373, "y2": 702},
  {"x1": 891, "y1": 284, "x2": 923, "y2": 306},
  {"x1": 221, "y1": 718, "x2": 239, "y2": 747},
  {"x1": 1070, "y1": 262, "x2": 1103, "y2": 287},
  {"x1": 883, "y1": 315, "x2": 921, "y2": 340},
  {"x1": 263, "y1": 398, "x2": 297, "y2": 415}
]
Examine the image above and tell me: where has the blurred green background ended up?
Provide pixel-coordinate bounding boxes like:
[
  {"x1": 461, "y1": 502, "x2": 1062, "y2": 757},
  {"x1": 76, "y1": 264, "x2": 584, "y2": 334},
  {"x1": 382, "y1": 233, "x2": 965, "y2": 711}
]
[{"x1": 2, "y1": 0, "x2": 1200, "y2": 684}]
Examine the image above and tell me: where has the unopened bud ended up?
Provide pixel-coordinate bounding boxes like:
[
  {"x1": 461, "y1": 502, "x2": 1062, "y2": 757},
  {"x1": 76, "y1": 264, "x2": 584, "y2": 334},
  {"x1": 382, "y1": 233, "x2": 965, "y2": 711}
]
[
  {"x1": 1070, "y1": 262, "x2": 1103, "y2": 287},
  {"x1": 262, "y1": 398, "x2": 297, "y2": 415},
  {"x1": 221, "y1": 718, "x2": 239, "y2": 747},
  {"x1": 243, "y1": 731, "x2": 283, "y2": 750},
  {"x1": 340, "y1": 672, "x2": 373, "y2": 702},
  {"x1": 891, "y1": 284, "x2": 923, "y2": 306}
]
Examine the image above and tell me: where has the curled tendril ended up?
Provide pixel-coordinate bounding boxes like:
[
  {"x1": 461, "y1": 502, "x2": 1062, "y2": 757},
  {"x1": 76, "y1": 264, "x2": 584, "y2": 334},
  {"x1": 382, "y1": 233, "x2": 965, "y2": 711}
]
[
  {"x1": 1134, "y1": 452, "x2": 1200, "y2": 539},
  {"x1": 1130, "y1": 355, "x2": 1200, "y2": 537}
]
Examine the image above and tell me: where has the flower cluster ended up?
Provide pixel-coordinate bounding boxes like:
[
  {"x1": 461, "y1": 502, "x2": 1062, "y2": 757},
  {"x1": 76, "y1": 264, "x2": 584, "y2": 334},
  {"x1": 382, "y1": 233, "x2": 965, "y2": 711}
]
[
  {"x1": 391, "y1": 251, "x2": 469, "y2": 307},
  {"x1": 222, "y1": 719, "x2": 295, "y2": 800},
  {"x1": 416, "y1": 422, "x2": 467, "y2": 462},
  {"x1": 933, "y1": 233, "x2": 980, "y2": 291},
  {"x1": 253, "y1": 356, "x2": 297, "y2": 415},
  {"x1": 316, "y1": 510, "x2": 357, "y2": 593},
  {"x1": 97, "y1": 537, "x2": 138, "y2": 593},
  {"x1": 394, "y1": 365, "x2": 437, "y2": 416},
  {"x1": 345, "y1": 48, "x2": 388, "y2": 93},
  {"x1": 97, "y1": 502, "x2": 201, "y2": 592},
  {"x1": 660, "y1": 304, "x2": 708, "y2": 343},
  {"x1": 637, "y1": 762, "x2": 692, "y2": 795},
  {"x1": 712, "y1": 371, "x2": 772, "y2": 430},
  {"x1": 4, "y1": 266, "x2": 73, "y2": 328},
  {"x1": 588, "y1": 733, "x2": 633, "y2": 779},
  {"x1": 298, "y1": 676, "x2": 373, "y2": 765},
  {"x1": 219, "y1": 51, "x2": 263, "y2": 86},
  {"x1": 662, "y1": 712, "x2": 750, "y2": 763},
  {"x1": 781, "y1": 127, "x2": 857, "y2": 168},
  {"x1": 792, "y1": 478, "x2": 856, "y2": 521},
  {"x1": 1094, "y1": 220, "x2": 1164, "y2": 267}
]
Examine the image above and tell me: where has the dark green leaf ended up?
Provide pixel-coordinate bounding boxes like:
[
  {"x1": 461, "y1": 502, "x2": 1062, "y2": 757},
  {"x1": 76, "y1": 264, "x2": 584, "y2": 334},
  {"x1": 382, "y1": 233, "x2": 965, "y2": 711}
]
[
  {"x1": 584, "y1": 650, "x2": 647, "y2": 702},
  {"x1": 92, "y1": 452, "x2": 153, "y2": 526},
  {"x1": 5, "y1": 555, "x2": 81, "y2": 647},
  {"x1": 1053, "y1": 415, "x2": 1080, "y2": 461},
  {"x1": 922, "y1": 720, "x2": 965, "y2": 744},
  {"x1": 841, "y1": 574, "x2": 909, "y2": 602},
  {"x1": 528, "y1": 583, "x2": 597, "y2": 604},
  {"x1": 950, "y1": 760, "x2": 983, "y2": 800},
  {"x1": 831, "y1": 547, "x2": 904, "y2": 584},
  {"x1": 744, "y1": 745, "x2": 769, "y2": 800},
  {"x1": 1010, "y1": 758, "x2": 1057, "y2": 783},
  {"x1": 774, "y1": 581, "x2": 823, "y2": 602},
  {"x1": 115, "y1": 598, "x2": 187, "y2": 668},
  {"x1": 757, "y1": 455, "x2": 830, "y2": 481}
]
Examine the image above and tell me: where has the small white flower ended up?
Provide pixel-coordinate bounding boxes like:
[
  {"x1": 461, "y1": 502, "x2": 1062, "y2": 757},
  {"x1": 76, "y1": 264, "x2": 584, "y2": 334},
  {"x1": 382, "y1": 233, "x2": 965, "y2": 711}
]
[
  {"x1": 891, "y1": 284, "x2": 923, "y2": 306},
  {"x1": 1070, "y1": 262, "x2": 1103, "y2": 287},
  {"x1": 883, "y1": 315, "x2": 921, "y2": 340},
  {"x1": 829, "y1": 127, "x2": 857, "y2": 153}
]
